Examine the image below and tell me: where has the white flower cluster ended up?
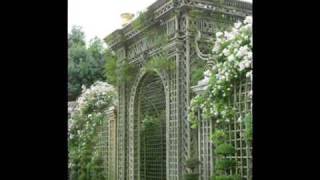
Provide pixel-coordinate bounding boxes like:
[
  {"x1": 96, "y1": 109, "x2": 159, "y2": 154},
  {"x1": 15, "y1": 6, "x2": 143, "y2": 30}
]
[
  {"x1": 189, "y1": 16, "x2": 252, "y2": 127},
  {"x1": 68, "y1": 81, "x2": 117, "y2": 136},
  {"x1": 77, "y1": 81, "x2": 115, "y2": 109},
  {"x1": 211, "y1": 16, "x2": 252, "y2": 83}
]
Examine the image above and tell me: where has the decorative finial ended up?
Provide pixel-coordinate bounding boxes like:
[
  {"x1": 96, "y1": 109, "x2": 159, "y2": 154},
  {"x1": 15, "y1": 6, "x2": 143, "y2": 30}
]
[{"x1": 120, "y1": 13, "x2": 135, "y2": 27}]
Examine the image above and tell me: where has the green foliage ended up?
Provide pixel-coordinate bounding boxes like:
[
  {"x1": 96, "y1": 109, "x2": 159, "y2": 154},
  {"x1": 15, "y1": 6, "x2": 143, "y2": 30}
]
[
  {"x1": 244, "y1": 113, "x2": 252, "y2": 143},
  {"x1": 191, "y1": 59, "x2": 206, "y2": 86},
  {"x1": 145, "y1": 55, "x2": 176, "y2": 72},
  {"x1": 215, "y1": 143, "x2": 235, "y2": 156},
  {"x1": 149, "y1": 32, "x2": 168, "y2": 47},
  {"x1": 105, "y1": 56, "x2": 138, "y2": 86},
  {"x1": 140, "y1": 114, "x2": 165, "y2": 174},
  {"x1": 185, "y1": 173, "x2": 199, "y2": 180},
  {"x1": 68, "y1": 82, "x2": 116, "y2": 180},
  {"x1": 68, "y1": 25, "x2": 86, "y2": 47},
  {"x1": 79, "y1": 173, "x2": 86, "y2": 180},
  {"x1": 104, "y1": 50, "x2": 117, "y2": 86},
  {"x1": 188, "y1": 17, "x2": 253, "y2": 138},
  {"x1": 132, "y1": 9, "x2": 154, "y2": 30},
  {"x1": 210, "y1": 129, "x2": 226, "y2": 145},
  {"x1": 117, "y1": 60, "x2": 137, "y2": 83},
  {"x1": 189, "y1": 17, "x2": 252, "y2": 180},
  {"x1": 212, "y1": 175, "x2": 242, "y2": 180},
  {"x1": 212, "y1": 128, "x2": 237, "y2": 178},
  {"x1": 215, "y1": 159, "x2": 236, "y2": 170},
  {"x1": 141, "y1": 115, "x2": 160, "y2": 130},
  {"x1": 185, "y1": 157, "x2": 201, "y2": 170},
  {"x1": 191, "y1": 67, "x2": 205, "y2": 86},
  {"x1": 189, "y1": 95, "x2": 206, "y2": 129},
  {"x1": 68, "y1": 26, "x2": 107, "y2": 101}
]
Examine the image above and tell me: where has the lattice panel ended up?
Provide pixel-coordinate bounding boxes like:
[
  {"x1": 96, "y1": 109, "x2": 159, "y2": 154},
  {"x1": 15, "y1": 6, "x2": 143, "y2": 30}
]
[
  {"x1": 104, "y1": 1, "x2": 252, "y2": 180},
  {"x1": 198, "y1": 111, "x2": 214, "y2": 180},
  {"x1": 118, "y1": 85, "x2": 127, "y2": 180},
  {"x1": 128, "y1": 70, "x2": 142, "y2": 180},
  {"x1": 166, "y1": 17, "x2": 176, "y2": 38},
  {"x1": 226, "y1": 78, "x2": 252, "y2": 179},
  {"x1": 106, "y1": 108, "x2": 117, "y2": 180},
  {"x1": 197, "y1": 78, "x2": 252, "y2": 180},
  {"x1": 154, "y1": 0, "x2": 174, "y2": 18},
  {"x1": 93, "y1": 108, "x2": 117, "y2": 180},
  {"x1": 138, "y1": 74, "x2": 166, "y2": 180},
  {"x1": 96, "y1": 118, "x2": 108, "y2": 179},
  {"x1": 128, "y1": 68, "x2": 171, "y2": 180},
  {"x1": 167, "y1": 68, "x2": 179, "y2": 180},
  {"x1": 189, "y1": 0, "x2": 251, "y2": 17},
  {"x1": 127, "y1": 27, "x2": 167, "y2": 61},
  {"x1": 177, "y1": 15, "x2": 192, "y2": 177}
]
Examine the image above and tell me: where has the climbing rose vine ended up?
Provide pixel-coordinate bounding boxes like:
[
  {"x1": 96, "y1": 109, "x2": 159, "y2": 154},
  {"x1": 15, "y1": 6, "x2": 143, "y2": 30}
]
[
  {"x1": 189, "y1": 16, "x2": 252, "y2": 128},
  {"x1": 68, "y1": 81, "x2": 117, "y2": 180},
  {"x1": 189, "y1": 16, "x2": 252, "y2": 180}
]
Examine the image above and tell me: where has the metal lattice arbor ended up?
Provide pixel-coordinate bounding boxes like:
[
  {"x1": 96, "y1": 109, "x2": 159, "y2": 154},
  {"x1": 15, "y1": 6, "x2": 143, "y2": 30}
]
[
  {"x1": 192, "y1": 78, "x2": 252, "y2": 180},
  {"x1": 96, "y1": 107, "x2": 118, "y2": 180},
  {"x1": 135, "y1": 72, "x2": 167, "y2": 180},
  {"x1": 104, "y1": 1, "x2": 252, "y2": 179}
]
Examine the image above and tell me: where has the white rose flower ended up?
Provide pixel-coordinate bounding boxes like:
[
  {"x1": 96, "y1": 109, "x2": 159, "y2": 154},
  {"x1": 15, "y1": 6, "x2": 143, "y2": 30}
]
[
  {"x1": 216, "y1": 31, "x2": 223, "y2": 38},
  {"x1": 239, "y1": 62, "x2": 245, "y2": 71},
  {"x1": 236, "y1": 46, "x2": 249, "y2": 58},
  {"x1": 223, "y1": 48, "x2": 230, "y2": 56},
  {"x1": 234, "y1": 21, "x2": 242, "y2": 29},
  {"x1": 247, "y1": 51, "x2": 252, "y2": 60},
  {"x1": 204, "y1": 70, "x2": 212, "y2": 77},
  {"x1": 244, "y1": 16, "x2": 252, "y2": 25},
  {"x1": 246, "y1": 71, "x2": 252, "y2": 78},
  {"x1": 244, "y1": 59, "x2": 251, "y2": 68},
  {"x1": 228, "y1": 54, "x2": 235, "y2": 62}
]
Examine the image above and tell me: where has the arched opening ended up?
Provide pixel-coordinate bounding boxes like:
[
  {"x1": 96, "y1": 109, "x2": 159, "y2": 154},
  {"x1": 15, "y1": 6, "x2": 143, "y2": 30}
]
[{"x1": 134, "y1": 71, "x2": 166, "y2": 180}]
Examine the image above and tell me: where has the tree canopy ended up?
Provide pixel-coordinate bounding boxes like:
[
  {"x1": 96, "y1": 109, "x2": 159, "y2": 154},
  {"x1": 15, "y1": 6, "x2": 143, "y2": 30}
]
[{"x1": 68, "y1": 26, "x2": 114, "y2": 101}]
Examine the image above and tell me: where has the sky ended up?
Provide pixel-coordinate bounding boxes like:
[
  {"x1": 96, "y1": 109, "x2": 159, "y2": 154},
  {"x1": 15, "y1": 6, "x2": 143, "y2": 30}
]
[{"x1": 68, "y1": 0, "x2": 252, "y2": 43}]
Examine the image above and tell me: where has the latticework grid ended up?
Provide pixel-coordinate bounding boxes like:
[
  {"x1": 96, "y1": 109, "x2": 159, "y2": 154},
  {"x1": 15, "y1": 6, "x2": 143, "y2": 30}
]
[
  {"x1": 118, "y1": 85, "x2": 127, "y2": 180},
  {"x1": 225, "y1": 78, "x2": 252, "y2": 179},
  {"x1": 134, "y1": 72, "x2": 167, "y2": 180},
  {"x1": 197, "y1": 78, "x2": 252, "y2": 180},
  {"x1": 104, "y1": 1, "x2": 252, "y2": 179},
  {"x1": 95, "y1": 107, "x2": 118, "y2": 180},
  {"x1": 198, "y1": 111, "x2": 214, "y2": 180},
  {"x1": 106, "y1": 108, "x2": 117, "y2": 180},
  {"x1": 168, "y1": 66, "x2": 179, "y2": 180},
  {"x1": 95, "y1": 117, "x2": 108, "y2": 179}
]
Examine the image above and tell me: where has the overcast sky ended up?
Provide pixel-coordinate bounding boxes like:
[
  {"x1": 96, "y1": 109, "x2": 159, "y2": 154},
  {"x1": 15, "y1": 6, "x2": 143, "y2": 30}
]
[{"x1": 68, "y1": 0, "x2": 252, "y2": 43}]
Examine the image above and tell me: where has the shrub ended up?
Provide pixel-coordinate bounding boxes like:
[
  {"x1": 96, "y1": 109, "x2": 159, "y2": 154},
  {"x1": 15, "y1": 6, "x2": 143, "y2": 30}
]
[
  {"x1": 68, "y1": 81, "x2": 117, "y2": 180},
  {"x1": 185, "y1": 173, "x2": 199, "y2": 180},
  {"x1": 212, "y1": 175, "x2": 242, "y2": 180},
  {"x1": 215, "y1": 159, "x2": 236, "y2": 171},
  {"x1": 185, "y1": 157, "x2": 201, "y2": 170},
  {"x1": 215, "y1": 143, "x2": 235, "y2": 156}
]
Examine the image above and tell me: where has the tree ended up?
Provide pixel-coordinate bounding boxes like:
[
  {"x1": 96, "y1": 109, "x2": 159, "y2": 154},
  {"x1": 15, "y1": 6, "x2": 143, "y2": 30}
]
[
  {"x1": 68, "y1": 26, "x2": 107, "y2": 101},
  {"x1": 104, "y1": 49, "x2": 117, "y2": 86},
  {"x1": 68, "y1": 26, "x2": 86, "y2": 48}
]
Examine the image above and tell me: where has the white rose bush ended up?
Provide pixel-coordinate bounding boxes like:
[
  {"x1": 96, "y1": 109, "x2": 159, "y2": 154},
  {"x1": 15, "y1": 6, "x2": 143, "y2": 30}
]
[
  {"x1": 189, "y1": 17, "x2": 252, "y2": 179},
  {"x1": 68, "y1": 81, "x2": 117, "y2": 180},
  {"x1": 189, "y1": 16, "x2": 252, "y2": 128}
]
